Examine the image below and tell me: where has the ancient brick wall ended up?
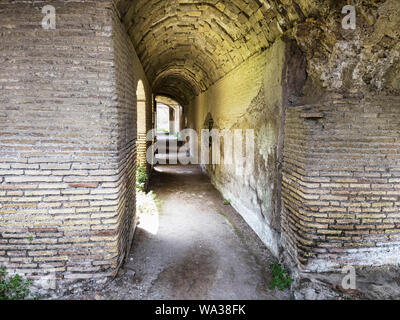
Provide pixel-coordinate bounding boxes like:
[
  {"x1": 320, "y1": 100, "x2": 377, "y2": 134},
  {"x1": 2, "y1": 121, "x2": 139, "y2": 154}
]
[
  {"x1": 282, "y1": 96, "x2": 400, "y2": 271},
  {"x1": 112, "y1": 5, "x2": 136, "y2": 270},
  {"x1": 0, "y1": 1, "x2": 150, "y2": 282}
]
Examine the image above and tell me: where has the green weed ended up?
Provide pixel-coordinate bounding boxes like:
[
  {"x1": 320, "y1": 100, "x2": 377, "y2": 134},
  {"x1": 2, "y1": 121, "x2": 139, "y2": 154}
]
[
  {"x1": 0, "y1": 266, "x2": 37, "y2": 300},
  {"x1": 269, "y1": 263, "x2": 294, "y2": 291}
]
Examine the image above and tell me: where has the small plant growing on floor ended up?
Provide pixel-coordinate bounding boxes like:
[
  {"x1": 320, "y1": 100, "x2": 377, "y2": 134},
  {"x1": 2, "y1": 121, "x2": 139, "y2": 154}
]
[
  {"x1": 0, "y1": 266, "x2": 36, "y2": 300},
  {"x1": 269, "y1": 263, "x2": 294, "y2": 291},
  {"x1": 136, "y1": 166, "x2": 148, "y2": 191},
  {"x1": 157, "y1": 128, "x2": 169, "y2": 134},
  {"x1": 152, "y1": 192, "x2": 163, "y2": 209},
  {"x1": 223, "y1": 199, "x2": 231, "y2": 206}
]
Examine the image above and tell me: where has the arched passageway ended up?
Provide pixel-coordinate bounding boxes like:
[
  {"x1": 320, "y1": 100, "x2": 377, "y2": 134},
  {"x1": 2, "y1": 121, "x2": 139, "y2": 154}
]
[
  {"x1": 155, "y1": 98, "x2": 182, "y2": 136},
  {"x1": 1, "y1": 0, "x2": 400, "y2": 299},
  {"x1": 115, "y1": 0, "x2": 400, "y2": 275},
  {"x1": 153, "y1": 96, "x2": 187, "y2": 164}
]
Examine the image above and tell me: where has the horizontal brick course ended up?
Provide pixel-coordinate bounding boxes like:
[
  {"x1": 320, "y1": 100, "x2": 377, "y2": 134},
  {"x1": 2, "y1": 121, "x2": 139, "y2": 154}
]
[
  {"x1": 282, "y1": 96, "x2": 400, "y2": 271},
  {"x1": 0, "y1": 1, "x2": 150, "y2": 283}
]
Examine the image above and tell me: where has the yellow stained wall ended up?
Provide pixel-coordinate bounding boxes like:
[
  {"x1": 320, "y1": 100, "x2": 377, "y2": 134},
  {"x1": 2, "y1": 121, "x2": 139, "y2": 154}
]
[{"x1": 188, "y1": 40, "x2": 286, "y2": 256}]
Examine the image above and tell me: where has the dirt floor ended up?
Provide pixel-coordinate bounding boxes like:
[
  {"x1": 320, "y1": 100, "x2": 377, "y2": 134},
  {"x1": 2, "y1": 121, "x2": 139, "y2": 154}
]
[
  {"x1": 57, "y1": 165, "x2": 400, "y2": 300},
  {"x1": 78, "y1": 165, "x2": 291, "y2": 300}
]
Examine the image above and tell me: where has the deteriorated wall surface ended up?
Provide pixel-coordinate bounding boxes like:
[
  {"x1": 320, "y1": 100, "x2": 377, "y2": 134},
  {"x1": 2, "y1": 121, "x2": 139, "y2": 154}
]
[
  {"x1": 282, "y1": 96, "x2": 400, "y2": 271},
  {"x1": 190, "y1": 41, "x2": 287, "y2": 256}
]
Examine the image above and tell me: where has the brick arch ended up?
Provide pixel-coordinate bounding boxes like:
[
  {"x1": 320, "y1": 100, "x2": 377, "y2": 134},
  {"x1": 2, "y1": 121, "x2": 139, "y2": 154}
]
[
  {"x1": 136, "y1": 80, "x2": 147, "y2": 166},
  {"x1": 153, "y1": 69, "x2": 200, "y2": 106},
  {"x1": 116, "y1": 0, "x2": 315, "y2": 103},
  {"x1": 136, "y1": 79, "x2": 146, "y2": 102}
]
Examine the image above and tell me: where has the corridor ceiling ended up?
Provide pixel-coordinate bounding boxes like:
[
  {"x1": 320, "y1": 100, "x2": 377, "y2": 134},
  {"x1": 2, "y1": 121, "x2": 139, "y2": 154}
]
[{"x1": 115, "y1": 0, "x2": 321, "y2": 104}]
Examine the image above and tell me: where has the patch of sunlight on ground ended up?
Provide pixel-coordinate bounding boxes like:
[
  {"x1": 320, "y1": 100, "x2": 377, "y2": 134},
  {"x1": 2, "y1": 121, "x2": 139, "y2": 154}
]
[{"x1": 136, "y1": 190, "x2": 160, "y2": 235}]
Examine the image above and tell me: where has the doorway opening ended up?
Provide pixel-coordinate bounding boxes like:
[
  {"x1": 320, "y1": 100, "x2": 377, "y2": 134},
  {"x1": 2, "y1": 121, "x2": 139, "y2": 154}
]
[
  {"x1": 136, "y1": 80, "x2": 147, "y2": 167},
  {"x1": 154, "y1": 96, "x2": 185, "y2": 164}
]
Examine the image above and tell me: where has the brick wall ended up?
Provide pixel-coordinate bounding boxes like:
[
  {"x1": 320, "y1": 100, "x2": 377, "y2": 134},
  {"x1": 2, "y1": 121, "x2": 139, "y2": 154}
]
[
  {"x1": 282, "y1": 96, "x2": 400, "y2": 271},
  {"x1": 112, "y1": 4, "x2": 136, "y2": 271},
  {"x1": 0, "y1": 1, "x2": 150, "y2": 283},
  {"x1": 111, "y1": 2, "x2": 152, "y2": 267}
]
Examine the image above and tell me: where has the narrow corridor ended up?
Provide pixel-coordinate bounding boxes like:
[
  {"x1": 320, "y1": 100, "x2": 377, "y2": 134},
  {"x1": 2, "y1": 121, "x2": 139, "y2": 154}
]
[
  {"x1": 92, "y1": 165, "x2": 291, "y2": 300},
  {"x1": 2, "y1": 1, "x2": 400, "y2": 302}
]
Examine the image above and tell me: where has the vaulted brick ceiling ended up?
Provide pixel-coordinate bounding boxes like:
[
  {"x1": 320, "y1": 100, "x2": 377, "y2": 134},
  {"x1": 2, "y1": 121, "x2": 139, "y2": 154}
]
[{"x1": 115, "y1": 0, "x2": 322, "y2": 104}]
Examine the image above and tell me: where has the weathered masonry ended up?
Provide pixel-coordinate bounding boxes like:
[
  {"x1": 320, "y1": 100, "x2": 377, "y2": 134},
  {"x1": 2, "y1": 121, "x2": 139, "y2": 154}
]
[
  {"x1": 0, "y1": 1, "x2": 152, "y2": 280},
  {"x1": 0, "y1": 0, "x2": 400, "y2": 283}
]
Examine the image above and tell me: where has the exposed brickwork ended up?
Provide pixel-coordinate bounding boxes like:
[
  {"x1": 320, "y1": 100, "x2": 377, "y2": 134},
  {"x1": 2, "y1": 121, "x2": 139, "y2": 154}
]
[
  {"x1": 0, "y1": 0, "x2": 399, "y2": 287},
  {"x1": 0, "y1": 1, "x2": 151, "y2": 281},
  {"x1": 112, "y1": 1, "x2": 152, "y2": 265},
  {"x1": 112, "y1": 5, "x2": 137, "y2": 270},
  {"x1": 115, "y1": 0, "x2": 320, "y2": 104},
  {"x1": 282, "y1": 96, "x2": 400, "y2": 271}
]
